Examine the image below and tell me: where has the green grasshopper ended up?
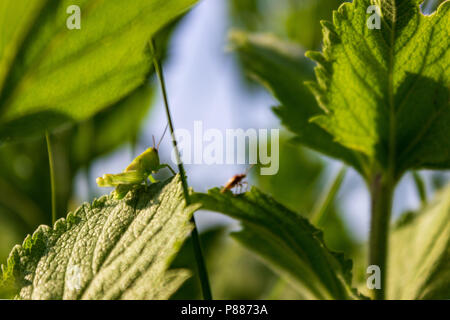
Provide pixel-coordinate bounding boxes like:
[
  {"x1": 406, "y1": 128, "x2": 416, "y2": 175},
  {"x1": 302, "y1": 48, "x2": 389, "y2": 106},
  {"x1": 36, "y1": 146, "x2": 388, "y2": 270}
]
[{"x1": 96, "y1": 127, "x2": 175, "y2": 199}]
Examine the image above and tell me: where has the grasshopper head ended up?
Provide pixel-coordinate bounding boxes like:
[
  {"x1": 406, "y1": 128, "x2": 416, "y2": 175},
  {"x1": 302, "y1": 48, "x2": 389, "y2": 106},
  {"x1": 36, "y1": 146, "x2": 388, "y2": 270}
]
[
  {"x1": 142, "y1": 147, "x2": 160, "y2": 173},
  {"x1": 125, "y1": 147, "x2": 160, "y2": 174}
]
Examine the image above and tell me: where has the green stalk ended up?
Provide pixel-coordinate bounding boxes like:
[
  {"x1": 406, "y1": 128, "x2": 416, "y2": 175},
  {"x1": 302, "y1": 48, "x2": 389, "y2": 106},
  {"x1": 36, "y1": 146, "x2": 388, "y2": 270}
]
[
  {"x1": 412, "y1": 171, "x2": 427, "y2": 206},
  {"x1": 369, "y1": 174, "x2": 394, "y2": 300},
  {"x1": 45, "y1": 131, "x2": 57, "y2": 225},
  {"x1": 150, "y1": 39, "x2": 213, "y2": 300},
  {"x1": 312, "y1": 166, "x2": 347, "y2": 227}
]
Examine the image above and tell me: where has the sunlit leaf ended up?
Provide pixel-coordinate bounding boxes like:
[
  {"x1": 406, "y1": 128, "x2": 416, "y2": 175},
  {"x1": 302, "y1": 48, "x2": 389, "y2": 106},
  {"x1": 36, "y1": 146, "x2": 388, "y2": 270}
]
[
  {"x1": 0, "y1": 175, "x2": 197, "y2": 300},
  {"x1": 306, "y1": 0, "x2": 450, "y2": 178}
]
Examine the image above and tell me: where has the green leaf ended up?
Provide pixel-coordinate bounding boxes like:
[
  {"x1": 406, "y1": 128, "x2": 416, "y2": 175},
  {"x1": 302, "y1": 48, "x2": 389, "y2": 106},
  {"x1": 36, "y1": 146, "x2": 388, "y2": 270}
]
[
  {"x1": 0, "y1": 0, "x2": 198, "y2": 143},
  {"x1": 191, "y1": 188, "x2": 362, "y2": 300},
  {"x1": 229, "y1": 31, "x2": 365, "y2": 174},
  {"x1": 388, "y1": 184, "x2": 450, "y2": 299},
  {"x1": 0, "y1": 175, "x2": 198, "y2": 300},
  {"x1": 306, "y1": 0, "x2": 450, "y2": 178}
]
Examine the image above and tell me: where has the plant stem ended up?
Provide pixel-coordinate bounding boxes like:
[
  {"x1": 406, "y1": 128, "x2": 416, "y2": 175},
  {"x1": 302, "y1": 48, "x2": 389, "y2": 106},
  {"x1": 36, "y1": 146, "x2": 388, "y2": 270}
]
[
  {"x1": 369, "y1": 174, "x2": 394, "y2": 300},
  {"x1": 312, "y1": 166, "x2": 347, "y2": 227},
  {"x1": 412, "y1": 171, "x2": 427, "y2": 206},
  {"x1": 45, "y1": 131, "x2": 57, "y2": 225},
  {"x1": 150, "y1": 39, "x2": 213, "y2": 300}
]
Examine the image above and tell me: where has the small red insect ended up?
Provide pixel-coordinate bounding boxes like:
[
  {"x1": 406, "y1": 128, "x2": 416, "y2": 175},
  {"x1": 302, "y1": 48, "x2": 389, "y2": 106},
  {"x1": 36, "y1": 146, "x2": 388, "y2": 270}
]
[{"x1": 220, "y1": 165, "x2": 255, "y2": 194}]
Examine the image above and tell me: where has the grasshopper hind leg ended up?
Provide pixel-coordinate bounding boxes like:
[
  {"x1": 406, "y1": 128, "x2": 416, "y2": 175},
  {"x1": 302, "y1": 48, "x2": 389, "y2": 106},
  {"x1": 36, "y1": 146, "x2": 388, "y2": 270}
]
[{"x1": 113, "y1": 184, "x2": 133, "y2": 200}]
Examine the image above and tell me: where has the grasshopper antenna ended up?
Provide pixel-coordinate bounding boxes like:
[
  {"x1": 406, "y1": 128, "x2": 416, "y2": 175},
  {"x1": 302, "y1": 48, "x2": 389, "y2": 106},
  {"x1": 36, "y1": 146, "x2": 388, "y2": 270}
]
[{"x1": 157, "y1": 123, "x2": 169, "y2": 149}]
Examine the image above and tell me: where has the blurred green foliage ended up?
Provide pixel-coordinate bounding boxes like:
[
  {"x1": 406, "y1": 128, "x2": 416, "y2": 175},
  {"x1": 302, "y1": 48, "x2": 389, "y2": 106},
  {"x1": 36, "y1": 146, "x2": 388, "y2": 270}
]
[{"x1": 229, "y1": 0, "x2": 345, "y2": 50}]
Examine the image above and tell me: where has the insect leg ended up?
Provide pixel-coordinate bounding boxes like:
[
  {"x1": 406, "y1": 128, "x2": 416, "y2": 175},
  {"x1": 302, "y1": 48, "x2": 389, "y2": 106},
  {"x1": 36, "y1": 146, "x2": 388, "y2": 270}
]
[{"x1": 156, "y1": 164, "x2": 176, "y2": 175}]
